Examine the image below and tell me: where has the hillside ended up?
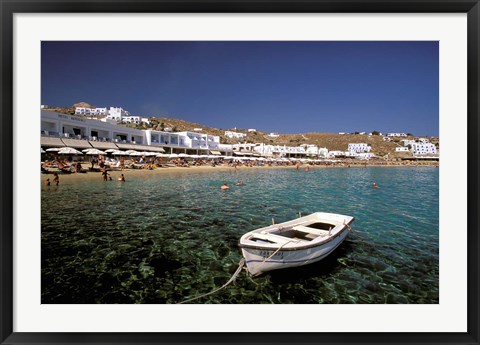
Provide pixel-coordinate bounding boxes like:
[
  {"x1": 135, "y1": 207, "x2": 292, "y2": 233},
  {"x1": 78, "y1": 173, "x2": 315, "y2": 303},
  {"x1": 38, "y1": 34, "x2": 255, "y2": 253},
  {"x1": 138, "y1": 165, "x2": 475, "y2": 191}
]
[
  {"x1": 47, "y1": 105, "x2": 436, "y2": 157},
  {"x1": 150, "y1": 117, "x2": 426, "y2": 157}
]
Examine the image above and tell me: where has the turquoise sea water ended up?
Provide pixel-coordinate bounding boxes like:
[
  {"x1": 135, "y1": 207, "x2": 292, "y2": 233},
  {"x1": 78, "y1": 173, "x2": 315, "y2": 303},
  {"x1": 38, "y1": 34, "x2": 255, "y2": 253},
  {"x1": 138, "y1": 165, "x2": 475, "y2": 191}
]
[{"x1": 41, "y1": 167, "x2": 439, "y2": 304}]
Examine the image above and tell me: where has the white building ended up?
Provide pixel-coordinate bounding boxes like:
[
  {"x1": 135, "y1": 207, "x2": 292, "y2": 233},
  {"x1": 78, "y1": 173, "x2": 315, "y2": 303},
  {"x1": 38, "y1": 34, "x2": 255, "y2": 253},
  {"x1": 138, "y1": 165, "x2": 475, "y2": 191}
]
[
  {"x1": 412, "y1": 143, "x2": 437, "y2": 155},
  {"x1": 328, "y1": 151, "x2": 347, "y2": 158},
  {"x1": 268, "y1": 133, "x2": 280, "y2": 138},
  {"x1": 41, "y1": 110, "x2": 146, "y2": 146},
  {"x1": 253, "y1": 143, "x2": 307, "y2": 157},
  {"x1": 225, "y1": 131, "x2": 247, "y2": 139},
  {"x1": 348, "y1": 143, "x2": 371, "y2": 153},
  {"x1": 106, "y1": 107, "x2": 130, "y2": 122},
  {"x1": 232, "y1": 143, "x2": 256, "y2": 153},
  {"x1": 41, "y1": 110, "x2": 226, "y2": 154},
  {"x1": 176, "y1": 131, "x2": 221, "y2": 151},
  {"x1": 416, "y1": 137, "x2": 430, "y2": 144},
  {"x1": 247, "y1": 129, "x2": 256, "y2": 132},
  {"x1": 301, "y1": 144, "x2": 329, "y2": 158},
  {"x1": 75, "y1": 107, "x2": 108, "y2": 116},
  {"x1": 387, "y1": 132, "x2": 407, "y2": 137},
  {"x1": 122, "y1": 116, "x2": 141, "y2": 124},
  {"x1": 395, "y1": 147, "x2": 409, "y2": 152},
  {"x1": 401, "y1": 139, "x2": 416, "y2": 147},
  {"x1": 121, "y1": 116, "x2": 150, "y2": 125},
  {"x1": 356, "y1": 152, "x2": 375, "y2": 159}
]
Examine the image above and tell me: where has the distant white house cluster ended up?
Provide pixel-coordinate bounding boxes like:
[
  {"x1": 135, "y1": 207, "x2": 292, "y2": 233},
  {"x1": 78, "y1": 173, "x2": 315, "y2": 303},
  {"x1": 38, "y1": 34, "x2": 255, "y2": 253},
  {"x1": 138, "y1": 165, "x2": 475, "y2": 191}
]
[
  {"x1": 395, "y1": 138, "x2": 437, "y2": 155},
  {"x1": 75, "y1": 106, "x2": 150, "y2": 126},
  {"x1": 224, "y1": 131, "x2": 247, "y2": 139},
  {"x1": 387, "y1": 132, "x2": 408, "y2": 137}
]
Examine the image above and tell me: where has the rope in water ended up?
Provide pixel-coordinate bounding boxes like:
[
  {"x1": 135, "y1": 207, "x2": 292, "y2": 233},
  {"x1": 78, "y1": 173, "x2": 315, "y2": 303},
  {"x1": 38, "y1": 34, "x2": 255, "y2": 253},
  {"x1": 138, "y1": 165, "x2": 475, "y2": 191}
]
[{"x1": 178, "y1": 258, "x2": 246, "y2": 304}]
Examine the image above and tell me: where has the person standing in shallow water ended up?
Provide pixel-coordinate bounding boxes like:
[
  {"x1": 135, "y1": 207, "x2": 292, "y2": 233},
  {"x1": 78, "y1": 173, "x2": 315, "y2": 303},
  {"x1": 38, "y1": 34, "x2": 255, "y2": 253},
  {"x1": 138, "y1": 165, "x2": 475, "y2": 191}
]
[
  {"x1": 101, "y1": 167, "x2": 109, "y2": 181},
  {"x1": 118, "y1": 174, "x2": 125, "y2": 182},
  {"x1": 53, "y1": 173, "x2": 59, "y2": 186}
]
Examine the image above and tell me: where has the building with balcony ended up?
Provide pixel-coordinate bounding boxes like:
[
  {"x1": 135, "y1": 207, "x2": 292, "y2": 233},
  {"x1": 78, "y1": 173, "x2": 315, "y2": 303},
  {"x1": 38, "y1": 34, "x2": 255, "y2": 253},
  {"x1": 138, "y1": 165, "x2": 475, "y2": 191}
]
[
  {"x1": 412, "y1": 143, "x2": 437, "y2": 155},
  {"x1": 348, "y1": 143, "x2": 371, "y2": 153},
  {"x1": 41, "y1": 110, "x2": 146, "y2": 148},
  {"x1": 106, "y1": 107, "x2": 130, "y2": 122}
]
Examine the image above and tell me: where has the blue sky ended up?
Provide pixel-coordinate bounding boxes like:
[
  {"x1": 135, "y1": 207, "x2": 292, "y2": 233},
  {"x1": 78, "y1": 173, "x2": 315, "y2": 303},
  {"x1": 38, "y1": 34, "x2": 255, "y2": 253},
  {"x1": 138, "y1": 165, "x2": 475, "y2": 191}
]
[{"x1": 41, "y1": 41, "x2": 439, "y2": 136}]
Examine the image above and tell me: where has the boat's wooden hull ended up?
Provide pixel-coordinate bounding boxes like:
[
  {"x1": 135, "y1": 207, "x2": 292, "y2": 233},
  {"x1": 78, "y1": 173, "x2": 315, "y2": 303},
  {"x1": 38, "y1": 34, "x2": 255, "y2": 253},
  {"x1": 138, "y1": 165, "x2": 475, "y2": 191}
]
[{"x1": 241, "y1": 227, "x2": 349, "y2": 276}]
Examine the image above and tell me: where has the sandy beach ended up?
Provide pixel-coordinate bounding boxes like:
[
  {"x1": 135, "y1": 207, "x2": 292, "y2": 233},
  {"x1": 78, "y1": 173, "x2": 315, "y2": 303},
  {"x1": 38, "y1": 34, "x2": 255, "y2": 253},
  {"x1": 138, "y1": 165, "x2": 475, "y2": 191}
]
[{"x1": 41, "y1": 160, "x2": 439, "y2": 184}]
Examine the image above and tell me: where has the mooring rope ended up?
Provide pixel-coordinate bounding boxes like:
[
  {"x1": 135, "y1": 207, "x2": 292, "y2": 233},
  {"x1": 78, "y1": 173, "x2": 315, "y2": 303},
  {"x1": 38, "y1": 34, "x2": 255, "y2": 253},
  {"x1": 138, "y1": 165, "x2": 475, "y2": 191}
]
[
  {"x1": 345, "y1": 223, "x2": 353, "y2": 232},
  {"x1": 251, "y1": 239, "x2": 300, "y2": 274},
  {"x1": 178, "y1": 258, "x2": 245, "y2": 304}
]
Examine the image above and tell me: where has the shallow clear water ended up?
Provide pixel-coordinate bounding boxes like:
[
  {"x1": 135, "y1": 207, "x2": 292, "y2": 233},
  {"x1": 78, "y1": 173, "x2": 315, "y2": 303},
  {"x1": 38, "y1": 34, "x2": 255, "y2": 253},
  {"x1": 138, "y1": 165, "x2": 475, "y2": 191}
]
[{"x1": 41, "y1": 167, "x2": 439, "y2": 304}]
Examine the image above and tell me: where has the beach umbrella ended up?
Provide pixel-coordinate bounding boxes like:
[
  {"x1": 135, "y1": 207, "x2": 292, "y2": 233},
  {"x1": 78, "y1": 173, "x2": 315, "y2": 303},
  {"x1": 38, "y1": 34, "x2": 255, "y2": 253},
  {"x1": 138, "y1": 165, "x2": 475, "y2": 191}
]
[
  {"x1": 223, "y1": 156, "x2": 234, "y2": 160},
  {"x1": 168, "y1": 153, "x2": 179, "y2": 158},
  {"x1": 58, "y1": 147, "x2": 83, "y2": 155},
  {"x1": 83, "y1": 148, "x2": 106, "y2": 155},
  {"x1": 189, "y1": 154, "x2": 200, "y2": 159},
  {"x1": 112, "y1": 150, "x2": 127, "y2": 156},
  {"x1": 130, "y1": 151, "x2": 144, "y2": 156},
  {"x1": 41, "y1": 148, "x2": 46, "y2": 154},
  {"x1": 46, "y1": 147, "x2": 62, "y2": 152},
  {"x1": 104, "y1": 149, "x2": 118, "y2": 153},
  {"x1": 156, "y1": 153, "x2": 169, "y2": 157},
  {"x1": 145, "y1": 152, "x2": 157, "y2": 156},
  {"x1": 178, "y1": 153, "x2": 189, "y2": 158},
  {"x1": 125, "y1": 150, "x2": 139, "y2": 154}
]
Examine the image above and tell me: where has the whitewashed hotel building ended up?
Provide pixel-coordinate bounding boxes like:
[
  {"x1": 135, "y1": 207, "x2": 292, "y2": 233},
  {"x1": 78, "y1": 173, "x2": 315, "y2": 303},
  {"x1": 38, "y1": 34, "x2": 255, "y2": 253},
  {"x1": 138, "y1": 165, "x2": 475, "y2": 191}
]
[
  {"x1": 411, "y1": 143, "x2": 437, "y2": 155},
  {"x1": 41, "y1": 110, "x2": 226, "y2": 155},
  {"x1": 252, "y1": 143, "x2": 307, "y2": 158},
  {"x1": 348, "y1": 143, "x2": 371, "y2": 153},
  {"x1": 107, "y1": 107, "x2": 130, "y2": 122}
]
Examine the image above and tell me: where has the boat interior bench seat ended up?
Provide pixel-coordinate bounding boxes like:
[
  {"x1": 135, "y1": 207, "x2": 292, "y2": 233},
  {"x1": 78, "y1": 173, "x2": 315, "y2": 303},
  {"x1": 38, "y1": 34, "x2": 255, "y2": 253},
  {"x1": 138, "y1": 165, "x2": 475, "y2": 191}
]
[
  {"x1": 250, "y1": 233, "x2": 297, "y2": 245},
  {"x1": 292, "y1": 225, "x2": 330, "y2": 237}
]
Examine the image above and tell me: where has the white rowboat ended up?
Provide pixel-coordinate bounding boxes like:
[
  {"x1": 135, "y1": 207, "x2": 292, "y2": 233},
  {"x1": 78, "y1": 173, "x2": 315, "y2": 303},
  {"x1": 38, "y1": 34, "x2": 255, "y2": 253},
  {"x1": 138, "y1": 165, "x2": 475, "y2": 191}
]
[{"x1": 238, "y1": 212, "x2": 354, "y2": 276}]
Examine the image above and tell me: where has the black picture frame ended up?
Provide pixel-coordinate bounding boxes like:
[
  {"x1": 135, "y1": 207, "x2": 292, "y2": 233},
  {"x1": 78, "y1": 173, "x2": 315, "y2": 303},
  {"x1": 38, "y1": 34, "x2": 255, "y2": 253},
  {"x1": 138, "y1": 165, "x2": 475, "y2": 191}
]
[{"x1": 1, "y1": 1, "x2": 479, "y2": 344}]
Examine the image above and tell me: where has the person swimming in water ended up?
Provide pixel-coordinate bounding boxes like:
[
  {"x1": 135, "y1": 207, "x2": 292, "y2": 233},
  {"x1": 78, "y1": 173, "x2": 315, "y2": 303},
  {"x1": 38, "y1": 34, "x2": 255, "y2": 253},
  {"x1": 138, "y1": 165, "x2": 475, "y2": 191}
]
[{"x1": 220, "y1": 182, "x2": 229, "y2": 190}]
